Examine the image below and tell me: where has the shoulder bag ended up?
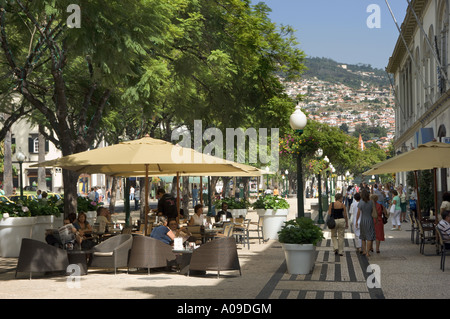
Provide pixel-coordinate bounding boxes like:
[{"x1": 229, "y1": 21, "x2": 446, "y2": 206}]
[{"x1": 327, "y1": 203, "x2": 336, "y2": 229}]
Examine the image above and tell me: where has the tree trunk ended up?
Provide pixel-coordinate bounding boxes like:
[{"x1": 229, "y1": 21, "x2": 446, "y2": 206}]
[
  {"x1": 37, "y1": 126, "x2": 46, "y2": 191},
  {"x1": 62, "y1": 169, "x2": 79, "y2": 218},
  {"x1": 3, "y1": 128, "x2": 13, "y2": 196},
  {"x1": 182, "y1": 176, "x2": 189, "y2": 213},
  {"x1": 222, "y1": 176, "x2": 231, "y2": 197},
  {"x1": 243, "y1": 177, "x2": 250, "y2": 199}
]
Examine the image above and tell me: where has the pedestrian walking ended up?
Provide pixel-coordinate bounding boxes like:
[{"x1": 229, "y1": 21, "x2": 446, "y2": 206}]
[
  {"x1": 371, "y1": 194, "x2": 385, "y2": 254},
  {"x1": 391, "y1": 190, "x2": 402, "y2": 231},
  {"x1": 327, "y1": 193, "x2": 348, "y2": 256},
  {"x1": 350, "y1": 192, "x2": 362, "y2": 253},
  {"x1": 398, "y1": 186, "x2": 407, "y2": 223},
  {"x1": 356, "y1": 189, "x2": 376, "y2": 257}
]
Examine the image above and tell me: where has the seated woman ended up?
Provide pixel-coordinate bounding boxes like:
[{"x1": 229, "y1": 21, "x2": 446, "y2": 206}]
[
  {"x1": 73, "y1": 212, "x2": 93, "y2": 237},
  {"x1": 150, "y1": 216, "x2": 176, "y2": 245},
  {"x1": 189, "y1": 204, "x2": 205, "y2": 226},
  {"x1": 73, "y1": 212, "x2": 96, "y2": 249},
  {"x1": 215, "y1": 202, "x2": 232, "y2": 222}
]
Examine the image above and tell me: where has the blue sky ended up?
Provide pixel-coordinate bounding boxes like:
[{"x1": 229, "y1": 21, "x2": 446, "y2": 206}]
[{"x1": 252, "y1": 0, "x2": 409, "y2": 69}]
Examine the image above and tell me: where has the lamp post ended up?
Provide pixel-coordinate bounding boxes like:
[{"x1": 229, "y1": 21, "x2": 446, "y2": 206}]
[
  {"x1": 315, "y1": 148, "x2": 324, "y2": 224},
  {"x1": 265, "y1": 166, "x2": 270, "y2": 191},
  {"x1": 330, "y1": 164, "x2": 335, "y2": 202},
  {"x1": 323, "y1": 155, "x2": 329, "y2": 208},
  {"x1": 16, "y1": 149, "x2": 26, "y2": 201},
  {"x1": 289, "y1": 103, "x2": 307, "y2": 218}
]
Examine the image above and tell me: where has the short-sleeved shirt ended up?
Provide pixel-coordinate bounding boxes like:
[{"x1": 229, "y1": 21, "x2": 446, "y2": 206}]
[
  {"x1": 393, "y1": 195, "x2": 401, "y2": 210},
  {"x1": 150, "y1": 225, "x2": 172, "y2": 245},
  {"x1": 437, "y1": 220, "x2": 450, "y2": 242},
  {"x1": 158, "y1": 193, "x2": 178, "y2": 219},
  {"x1": 441, "y1": 201, "x2": 450, "y2": 211}
]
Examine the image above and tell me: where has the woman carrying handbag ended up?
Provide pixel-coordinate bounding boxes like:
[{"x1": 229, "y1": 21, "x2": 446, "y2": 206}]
[{"x1": 327, "y1": 193, "x2": 348, "y2": 256}]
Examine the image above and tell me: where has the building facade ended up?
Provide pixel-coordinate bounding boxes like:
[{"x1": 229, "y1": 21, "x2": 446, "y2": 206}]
[{"x1": 387, "y1": 0, "x2": 450, "y2": 199}]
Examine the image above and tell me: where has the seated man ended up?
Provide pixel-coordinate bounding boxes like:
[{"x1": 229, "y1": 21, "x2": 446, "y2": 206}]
[
  {"x1": 95, "y1": 206, "x2": 111, "y2": 233},
  {"x1": 437, "y1": 210, "x2": 450, "y2": 250},
  {"x1": 215, "y1": 202, "x2": 232, "y2": 222},
  {"x1": 45, "y1": 216, "x2": 82, "y2": 250}
]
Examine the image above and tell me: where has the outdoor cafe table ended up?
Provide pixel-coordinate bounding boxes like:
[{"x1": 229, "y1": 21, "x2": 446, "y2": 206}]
[
  {"x1": 172, "y1": 248, "x2": 207, "y2": 276},
  {"x1": 172, "y1": 248, "x2": 193, "y2": 275},
  {"x1": 67, "y1": 249, "x2": 93, "y2": 275}
]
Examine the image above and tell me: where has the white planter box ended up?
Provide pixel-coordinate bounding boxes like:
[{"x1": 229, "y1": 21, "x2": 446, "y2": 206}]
[
  {"x1": 230, "y1": 209, "x2": 248, "y2": 218},
  {"x1": 256, "y1": 209, "x2": 288, "y2": 240},
  {"x1": 0, "y1": 217, "x2": 37, "y2": 258},
  {"x1": 282, "y1": 243, "x2": 316, "y2": 275},
  {"x1": 32, "y1": 215, "x2": 57, "y2": 243}
]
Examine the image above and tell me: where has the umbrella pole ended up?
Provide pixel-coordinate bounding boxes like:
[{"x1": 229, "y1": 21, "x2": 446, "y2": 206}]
[
  {"x1": 414, "y1": 170, "x2": 422, "y2": 220},
  {"x1": 144, "y1": 164, "x2": 149, "y2": 235},
  {"x1": 200, "y1": 176, "x2": 203, "y2": 205},
  {"x1": 434, "y1": 168, "x2": 438, "y2": 224},
  {"x1": 177, "y1": 172, "x2": 180, "y2": 220}
]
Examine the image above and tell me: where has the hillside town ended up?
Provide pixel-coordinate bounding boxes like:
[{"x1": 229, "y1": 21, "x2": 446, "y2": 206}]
[{"x1": 283, "y1": 65, "x2": 396, "y2": 150}]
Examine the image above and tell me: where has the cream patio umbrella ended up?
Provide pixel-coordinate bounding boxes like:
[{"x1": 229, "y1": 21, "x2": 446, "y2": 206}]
[
  {"x1": 363, "y1": 141, "x2": 450, "y2": 219},
  {"x1": 32, "y1": 136, "x2": 260, "y2": 233}
]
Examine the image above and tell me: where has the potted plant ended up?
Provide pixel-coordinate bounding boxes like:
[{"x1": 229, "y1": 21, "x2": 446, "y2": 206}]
[
  {"x1": 0, "y1": 201, "x2": 36, "y2": 257},
  {"x1": 77, "y1": 196, "x2": 103, "y2": 225},
  {"x1": 253, "y1": 195, "x2": 290, "y2": 240},
  {"x1": 228, "y1": 198, "x2": 250, "y2": 218},
  {"x1": 24, "y1": 198, "x2": 62, "y2": 243},
  {"x1": 278, "y1": 217, "x2": 324, "y2": 275}
]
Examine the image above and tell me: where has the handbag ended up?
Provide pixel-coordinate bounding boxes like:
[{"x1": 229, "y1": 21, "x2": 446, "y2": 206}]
[
  {"x1": 389, "y1": 203, "x2": 395, "y2": 215},
  {"x1": 327, "y1": 203, "x2": 336, "y2": 229}
]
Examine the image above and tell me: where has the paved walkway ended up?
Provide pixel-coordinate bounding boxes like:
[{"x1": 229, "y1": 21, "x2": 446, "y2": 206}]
[{"x1": 0, "y1": 198, "x2": 448, "y2": 301}]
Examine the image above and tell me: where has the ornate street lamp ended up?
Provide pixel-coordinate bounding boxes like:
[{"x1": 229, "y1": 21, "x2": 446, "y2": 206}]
[
  {"x1": 16, "y1": 149, "x2": 26, "y2": 201},
  {"x1": 323, "y1": 155, "x2": 330, "y2": 208},
  {"x1": 330, "y1": 164, "x2": 336, "y2": 202},
  {"x1": 289, "y1": 103, "x2": 307, "y2": 218},
  {"x1": 315, "y1": 148, "x2": 324, "y2": 224}
]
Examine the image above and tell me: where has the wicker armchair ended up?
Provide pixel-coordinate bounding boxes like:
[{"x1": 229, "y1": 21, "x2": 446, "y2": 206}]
[
  {"x1": 128, "y1": 236, "x2": 176, "y2": 274},
  {"x1": 15, "y1": 238, "x2": 69, "y2": 279},
  {"x1": 89, "y1": 234, "x2": 133, "y2": 274},
  {"x1": 188, "y1": 237, "x2": 241, "y2": 278}
]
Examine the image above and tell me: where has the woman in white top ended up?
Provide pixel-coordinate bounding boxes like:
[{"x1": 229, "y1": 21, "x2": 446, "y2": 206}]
[
  {"x1": 189, "y1": 204, "x2": 205, "y2": 226},
  {"x1": 350, "y1": 192, "x2": 362, "y2": 253}
]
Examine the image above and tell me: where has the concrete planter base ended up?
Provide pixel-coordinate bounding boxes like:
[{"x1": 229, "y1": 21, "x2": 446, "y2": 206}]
[{"x1": 282, "y1": 243, "x2": 316, "y2": 275}]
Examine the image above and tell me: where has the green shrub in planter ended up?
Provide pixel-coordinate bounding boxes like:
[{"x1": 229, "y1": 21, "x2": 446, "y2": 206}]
[
  {"x1": 24, "y1": 198, "x2": 61, "y2": 217},
  {"x1": 77, "y1": 196, "x2": 103, "y2": 213},
  {"x1": 0, "y1": 202, "x2": 31, "y2": 218},
  {"x1": 252, "y1": 195, "x2": 290, "y2": 210},
  {"x1": 278, "y1": 217, "x2": 324, "y2": 245}
]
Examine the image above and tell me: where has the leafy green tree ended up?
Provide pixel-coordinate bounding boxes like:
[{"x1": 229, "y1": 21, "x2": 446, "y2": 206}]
[{"x1": 0, "y1": 0, "x2": 183, "y2": 215}]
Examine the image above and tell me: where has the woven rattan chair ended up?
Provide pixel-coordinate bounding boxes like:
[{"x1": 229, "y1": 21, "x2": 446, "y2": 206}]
[
  {"x1": 89, "y1": 234, "x2": 133, "y2": 274},
  {"x1": 188, "y1": 237, "x2": 241, "y2": 278},
  {"x1": 436, "y1": 227, "x2": 450, "y2": 272},
  {"x1": 416, "y1": 218, "x2": 435, "y2": 255},
  {"x1": 128, "y1": 236, "x2": 176, "y2": 274},
  {"x1": 15, "y1": 238, "x2": 69, "y2": 279}
]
